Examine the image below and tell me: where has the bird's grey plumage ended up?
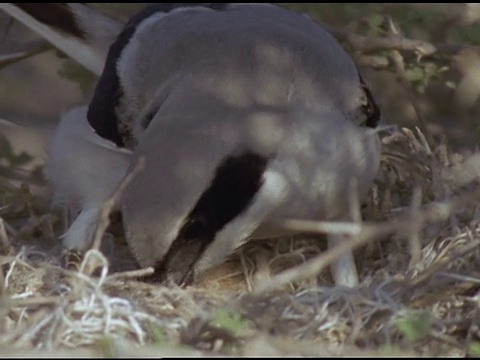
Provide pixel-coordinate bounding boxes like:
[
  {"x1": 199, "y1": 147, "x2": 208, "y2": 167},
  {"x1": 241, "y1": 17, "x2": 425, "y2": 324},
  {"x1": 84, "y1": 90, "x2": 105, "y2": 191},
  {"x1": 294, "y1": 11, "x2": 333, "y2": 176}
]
[
  {"x1": 115, "y1": 4, "x2": 381, "y2": 285},
  {"x1": 47, "y1": 106, "x2": 131, "y2": 249},
  {"x1": 4, "y1": 3, "x2": 382, "y2": 286}
]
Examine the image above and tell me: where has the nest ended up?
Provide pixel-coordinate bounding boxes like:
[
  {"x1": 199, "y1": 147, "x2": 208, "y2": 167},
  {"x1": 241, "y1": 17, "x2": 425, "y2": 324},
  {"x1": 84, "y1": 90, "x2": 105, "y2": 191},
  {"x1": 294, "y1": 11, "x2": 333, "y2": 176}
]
[{"x1": 1, "y1": 127, "x2": 480, "y2": 356}]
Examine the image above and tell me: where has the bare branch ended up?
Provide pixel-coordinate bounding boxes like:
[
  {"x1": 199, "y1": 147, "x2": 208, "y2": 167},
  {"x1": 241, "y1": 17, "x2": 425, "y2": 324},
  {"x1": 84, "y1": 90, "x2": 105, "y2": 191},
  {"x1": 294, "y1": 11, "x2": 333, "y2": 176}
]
[
  {"x1": 251, "y1": 221, "x2": 396, "y2": 295},
  {"x1": 389, "y1": 4, "x2": 480, "y2": 26},
  {"x1": 106, "y1": 267, "x2": 154, "y2": 281},
  {"x1": 90, "y1": 157, "x2": 145, "y2": 252},
  {"x1": 250, "y1": 183, "x2": 480, "y2": 296},
  {"x1": 391, "y1": 50, "x2": 434, "y2": 146},
  {"x1": 0, "y1": 40, "x2": 50, "y2": 69},
  {"x1": 407, "y1": 187, "x2": 423, "y2": 268},
  {"x1": 327, "y1": 24, "x2": 480, "y2": 58},
  {"x1": 327, "y1": 25, "x2": 437, "y2": 56}
]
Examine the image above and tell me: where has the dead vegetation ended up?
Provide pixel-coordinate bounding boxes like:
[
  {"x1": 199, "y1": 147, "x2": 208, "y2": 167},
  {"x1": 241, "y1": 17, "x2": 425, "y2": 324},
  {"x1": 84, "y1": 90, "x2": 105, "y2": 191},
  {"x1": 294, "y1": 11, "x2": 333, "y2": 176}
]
[
  {"x1": 1, "y1": 127, "x2": 480, "y2": 356},
  {"x1": 3, "y1": 3, "x2": 480, "y2": 357}
]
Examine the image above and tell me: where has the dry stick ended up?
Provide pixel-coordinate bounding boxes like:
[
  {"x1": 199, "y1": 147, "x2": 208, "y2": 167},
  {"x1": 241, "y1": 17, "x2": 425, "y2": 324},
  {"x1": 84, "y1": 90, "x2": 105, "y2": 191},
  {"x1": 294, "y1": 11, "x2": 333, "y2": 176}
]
[
  {"x1": 106, "y1": 267, "x2": 154, "y2": 281},
  {"x1": 0, "y1": 217, "x2": 10, "y2": 252},
  {"x1": 328, "y1": 24, "x2": 480, "y2": 57},
  {"x1": 251, "y1": 185, "x2": 480, "y2": 296},
  {"x1": 0, "y1": 307, "x2": 50, "y2": 346},
  {"x1": 437, "y1": 271, "x2": 480, "y2": 284},
  {"x1": 0, "y1": 40, "x2": 51, "y2": 69},
  {"x1": 90, "y1": 157, "x2": 146, "y2": 252},
  {"x1": 390, "y1": 49, "x2": 435, "y2": 147},
  {"x1": 251, "y1": 221, "x2": 397, "y2": 296},
  {"x1": 0, "y1": 217, "x2": 12, "y2": 306},
  {"x1": 0, "y1": 15, "x2": 13, "y2": 42},
  {"x1": 385, "y1": 3, "x2": 480, "y2": 27},
  {"x1": 327, "y1": 26, "x2": 437, "y2": 55},
  {"x1": 407, "y1": 187, "x2": 423, "y2": 268},
  {"x1": 0, "y1": 220, "x2": 5, "y2": 334},
  {"x1": 0, "y1": 262, "x2": 4, "y2": 298},
  {"x1": 0, "y1": 295, "x2": 4, "y2": 334},
  {"x1": 465, "y1": 307, "x2": 480, "y2": 354},
  {"x1": 386, "y1": 21, "x2": 432, "y2": 150},
  {"x1": 276, "y1": 219, "x2": 362, "y2": 236},
  {"x1": 408, "y1": 238, "x2": 480, "y2": 290},
  {"x1": 0, "y1": 117, "x2": 22, "y2": 128},
  {"x1": 6, "y1": 295, "x2": 78, "y2": 307},
  {"x1": 355, "y1": 54, "x2": 390, "y2": 69},
  {"x1": 16, "y1": 214, "x2": 52, "y2": 240}
]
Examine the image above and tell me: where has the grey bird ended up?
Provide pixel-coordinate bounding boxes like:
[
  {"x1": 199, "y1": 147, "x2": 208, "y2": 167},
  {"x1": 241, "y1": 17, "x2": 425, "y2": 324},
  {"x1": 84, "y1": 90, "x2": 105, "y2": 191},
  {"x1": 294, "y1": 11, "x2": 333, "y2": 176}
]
[{"x1": 3, "y1": 3, "x2": 381, "y2": 287}]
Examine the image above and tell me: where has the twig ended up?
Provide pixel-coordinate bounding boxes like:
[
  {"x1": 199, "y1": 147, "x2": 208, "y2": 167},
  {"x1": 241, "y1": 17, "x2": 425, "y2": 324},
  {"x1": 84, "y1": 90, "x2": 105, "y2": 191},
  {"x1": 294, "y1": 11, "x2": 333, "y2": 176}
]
[
  {"x1": 5, "y1": 295, "x2": 77, "y2": 307},
  {"x1": 407, "y1": 238, "x2": 480, "y2": 290},
  {"x1": 251, "y1": 222, "x2": 397, "y2": 296},
  {"x1": 436, "y1": 271, "x2": 480, "y2": 284},
  {"x1": 1, "y1": 14, "x2": 13, "y2": 42},
  {"x1": 385, "y1": 3, "x2": 480, "y2": 26},
  {"x1": 90, "y1": 157, "x2": 145, "y2": 252},
  {"x1": 106, "y1": 266, "x2": 154, "y2": 281},
  {"x1": 0, "y1": 217, "x2": 10, "y2": 252},
  {"x1": 0, "y1": 117, "x2": 22, "y2": 128},
  {"x1": 275, "y1": 219, "x2": 362, "y2": 236},
  {"x1": 355, "y1": 54, "x2": 390, "y2": 69},
  {"x1": 250, "y1": 183, "x2": 480, "y2": 296},
  {"x1": 78, "y1": 249, "x2": 108, "y2": 280},
  {"x1": 0, "y1": 254, "x2": 4, "y2": 298},
  {"x1": 327, "y1": 25, "x2": 437, "y2": 56},
  {"x1": 390, "y1": 49, "x2": 434, "y2": 146},
  {"x1": 407, "y1": 187, "x2": 423, "y2": 268},
  {"x1": 327, "y1": 24, "x2": 480, "y2": 57},
  {"x1": 0, "y1": 40, "x2": 51, "y2": 69}
]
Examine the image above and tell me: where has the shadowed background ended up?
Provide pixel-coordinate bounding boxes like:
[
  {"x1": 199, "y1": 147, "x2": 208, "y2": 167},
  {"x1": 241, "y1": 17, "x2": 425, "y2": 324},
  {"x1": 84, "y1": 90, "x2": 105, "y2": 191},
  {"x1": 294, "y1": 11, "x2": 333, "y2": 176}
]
[{"x1": 2, "y1": 4, "x2": 480, "y2": 197}]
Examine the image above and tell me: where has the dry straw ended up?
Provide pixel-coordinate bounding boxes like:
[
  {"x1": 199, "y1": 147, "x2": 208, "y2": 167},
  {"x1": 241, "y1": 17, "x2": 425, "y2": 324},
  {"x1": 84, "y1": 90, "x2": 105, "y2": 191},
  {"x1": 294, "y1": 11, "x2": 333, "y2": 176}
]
[{"x1": 2, "y1": 127, "x2": 480, "y2": 356}]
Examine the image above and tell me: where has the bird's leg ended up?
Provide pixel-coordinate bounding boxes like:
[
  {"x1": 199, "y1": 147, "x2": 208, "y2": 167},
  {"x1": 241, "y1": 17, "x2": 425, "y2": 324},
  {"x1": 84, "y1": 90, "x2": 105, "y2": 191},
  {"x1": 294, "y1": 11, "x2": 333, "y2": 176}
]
[
  {"x1": 328, "y1": 177, "x2": 363, "y2": 287},
  {"x1": 60, "y1": 207, "x2": 101, "y2": 270},
  {"x1": 328, "y1": 233, "x2": 359, "y2": 287}
]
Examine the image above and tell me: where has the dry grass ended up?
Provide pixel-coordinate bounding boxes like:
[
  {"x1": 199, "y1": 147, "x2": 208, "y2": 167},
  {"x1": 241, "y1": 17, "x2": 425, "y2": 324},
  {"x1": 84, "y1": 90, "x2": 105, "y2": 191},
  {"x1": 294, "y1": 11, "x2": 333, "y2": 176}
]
[{"x1": 1, "y1": 127, "x2": 480, "y2": 357}]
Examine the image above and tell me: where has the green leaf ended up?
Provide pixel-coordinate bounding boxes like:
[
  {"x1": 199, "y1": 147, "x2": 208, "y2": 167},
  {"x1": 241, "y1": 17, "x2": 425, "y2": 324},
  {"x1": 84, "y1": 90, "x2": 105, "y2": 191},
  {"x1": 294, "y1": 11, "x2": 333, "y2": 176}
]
[
  {"x1": 468, "y1": 342, "x2": 480, "y2": 356},
  {"x1": 369, "y1": 13, "x2": 384, "y2": 29},
  {"x1": 405, "y1": 66, "x2": 425, "y2": 82},
  {"x1": 451, "y1": 25, "x2": 480, "y2": 46},
  {"x1": 10, "y1": 151, "x2": 32, "y2": 167},
  {"x1": 213, "y1": 308, "x2": 253, "y2": 335},
  {"x1": 395, "y1": 309, "x2": 432, "y2": 342},
  {"x1": 96, "y1": 336, "x2": 119, "y2": 358},
  {"x1": 58, "y1": 59, "x2": 96, "y2": 97},
  {"x1": 150, "y1": 324, "x2": 167, "y2": 345}
]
